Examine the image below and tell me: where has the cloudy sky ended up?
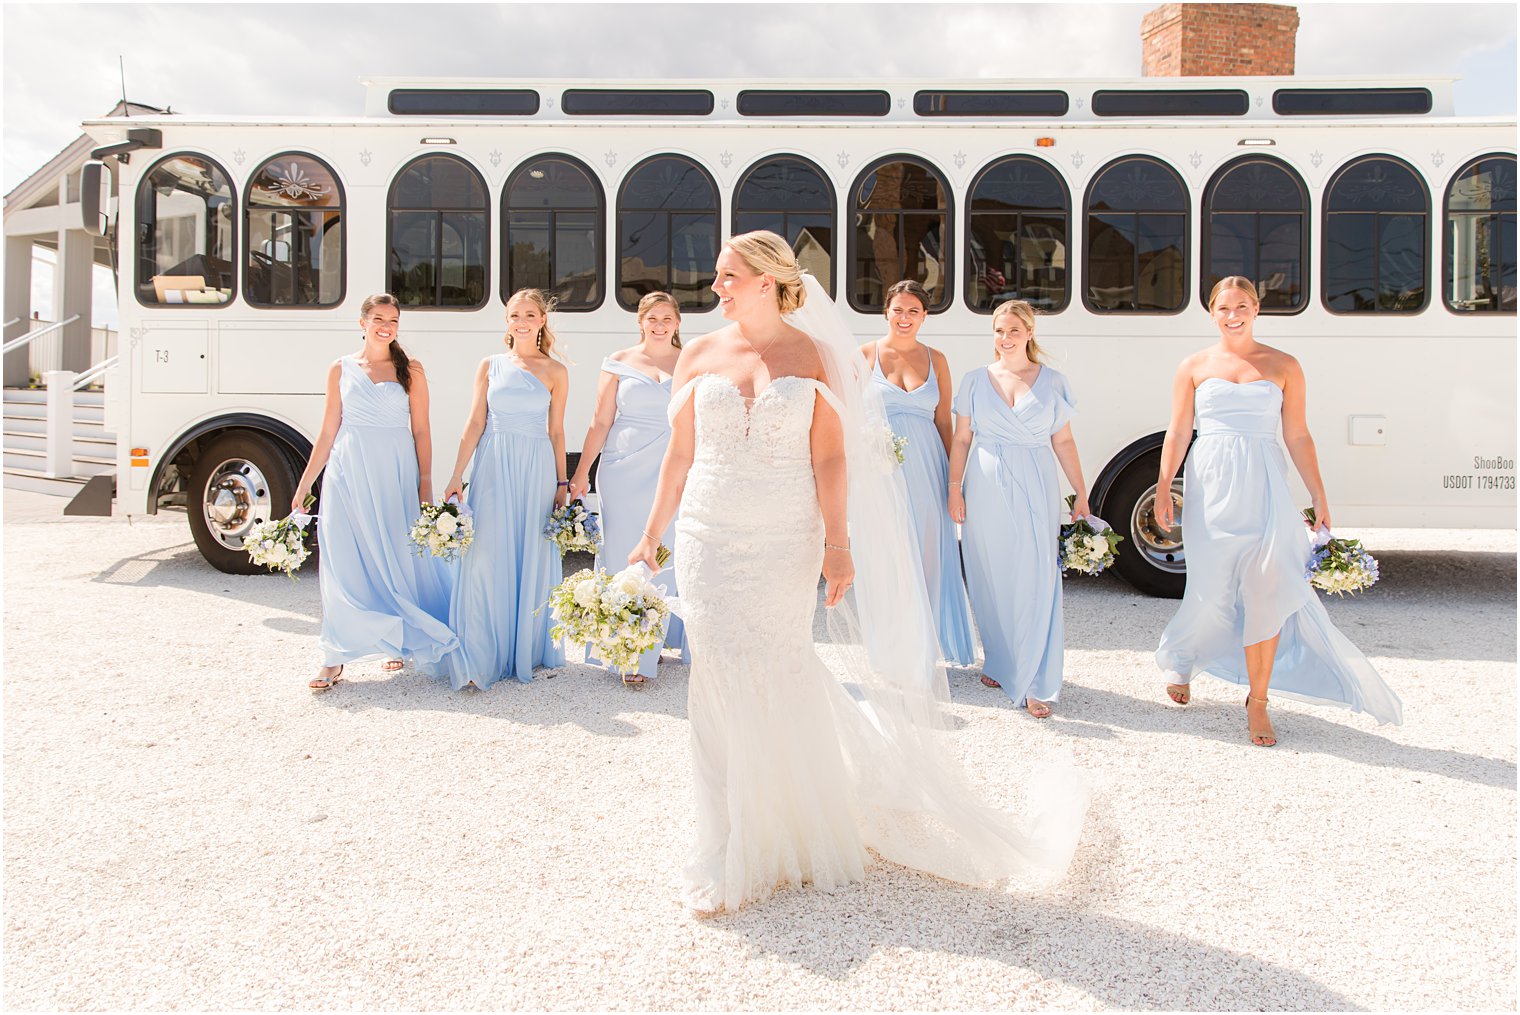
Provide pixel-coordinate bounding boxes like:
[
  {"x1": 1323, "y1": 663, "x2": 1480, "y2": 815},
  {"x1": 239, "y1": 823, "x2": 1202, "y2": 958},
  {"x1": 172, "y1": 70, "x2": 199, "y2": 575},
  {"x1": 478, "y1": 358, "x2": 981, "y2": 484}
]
[{"x1": 3, "y1": 1, "x2": 1516, "y2": 189}]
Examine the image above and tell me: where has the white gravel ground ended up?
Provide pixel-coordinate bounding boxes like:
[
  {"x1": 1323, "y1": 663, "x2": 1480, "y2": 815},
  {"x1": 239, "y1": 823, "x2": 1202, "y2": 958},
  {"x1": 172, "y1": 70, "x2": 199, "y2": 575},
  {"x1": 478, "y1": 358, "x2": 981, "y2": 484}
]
[{"x1": 3, "y1": 491, "x2": 1515, "y2": 1011}]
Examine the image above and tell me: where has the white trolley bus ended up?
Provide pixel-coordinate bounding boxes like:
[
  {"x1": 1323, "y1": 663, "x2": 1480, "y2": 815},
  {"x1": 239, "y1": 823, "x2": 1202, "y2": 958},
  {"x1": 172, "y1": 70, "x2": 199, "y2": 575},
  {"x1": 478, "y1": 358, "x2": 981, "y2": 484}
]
[{"x1": 79, "y1": 75, "x2": 1516, "y2": 596}]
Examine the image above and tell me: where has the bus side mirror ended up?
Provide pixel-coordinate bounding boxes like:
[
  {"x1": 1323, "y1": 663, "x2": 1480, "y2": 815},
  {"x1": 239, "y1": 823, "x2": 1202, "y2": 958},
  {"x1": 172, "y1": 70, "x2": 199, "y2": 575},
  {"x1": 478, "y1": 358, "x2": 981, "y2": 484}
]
[{"x1": 80, "y1": 160, "x2": 109, "y2": 236}]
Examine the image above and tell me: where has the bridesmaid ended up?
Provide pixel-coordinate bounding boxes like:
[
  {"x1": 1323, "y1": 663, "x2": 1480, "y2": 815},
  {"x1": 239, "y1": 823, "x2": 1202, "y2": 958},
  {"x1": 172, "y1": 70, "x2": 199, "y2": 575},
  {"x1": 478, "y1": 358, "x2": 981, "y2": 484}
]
[
  {"x1": 1155, "y1": 277, "x2": 1403, "y2": 744},
  {"x1": 293, "y1": 293, "x2": 457, "y2": 690},
  {"x1": 439, "y1": 289, "x2": 568, "y2": 689},
  {"x1": 948, "y1": 300, "x2": 1089, "y2": 718},
  {"x1": 568, "y1": 292, "x2": 690, "y2": 683},
  {"x1": 859, "y1": 280, "x2": 975, "y2": 665}
]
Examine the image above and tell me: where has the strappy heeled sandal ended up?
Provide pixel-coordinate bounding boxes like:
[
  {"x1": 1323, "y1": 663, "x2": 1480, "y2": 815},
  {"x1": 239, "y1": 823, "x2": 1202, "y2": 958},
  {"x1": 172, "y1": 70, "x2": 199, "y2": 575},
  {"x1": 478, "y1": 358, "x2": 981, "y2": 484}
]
[
  {"x1": 1246, "y1": 693, "x2": 1276, "y2": 747},
  {"x1": 309, "y1": 664, "x2": 344, "y2": 691}
]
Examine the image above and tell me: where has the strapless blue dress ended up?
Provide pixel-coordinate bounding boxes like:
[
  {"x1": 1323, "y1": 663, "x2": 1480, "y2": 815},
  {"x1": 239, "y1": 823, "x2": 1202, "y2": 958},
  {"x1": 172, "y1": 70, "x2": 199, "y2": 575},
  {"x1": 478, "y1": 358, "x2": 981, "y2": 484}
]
[
  {"x1": 1156, "y1": 378, "x2": 1403, "y2": 724},
  {"x1": 871, "y1": 346, "x2": 974, "y2": 665}
]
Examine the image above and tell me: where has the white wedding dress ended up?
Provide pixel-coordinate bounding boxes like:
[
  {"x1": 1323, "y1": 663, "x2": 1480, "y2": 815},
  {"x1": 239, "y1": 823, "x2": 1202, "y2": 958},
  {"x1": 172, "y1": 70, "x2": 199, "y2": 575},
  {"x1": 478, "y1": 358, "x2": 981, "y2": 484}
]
[{"x1": 671, "y1": 370, "x2": 1088, "y2": 913}]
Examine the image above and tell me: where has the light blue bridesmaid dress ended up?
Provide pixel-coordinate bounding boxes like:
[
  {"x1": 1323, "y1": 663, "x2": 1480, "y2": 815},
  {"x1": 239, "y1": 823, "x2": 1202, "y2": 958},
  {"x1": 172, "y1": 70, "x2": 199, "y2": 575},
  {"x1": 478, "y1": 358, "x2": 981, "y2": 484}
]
[
  {"x1": 590, "y1": 357, "x2": 689, "y2": 679},
  {"x1": 1155, "y1": 379, "x2": 1403, "y2": 724},
  {"x1": 316, "y1": 357, "x2": 457, "y2": 674},
  {"x1": 955, "y1": 366, "x2": 1077, "y2": 705},
  {"x1": 441, "y1": 355, "x2": 565, "y2": 689},
  {"x1": 871, "y1": 344, "x2": 975, "y2": 665}
]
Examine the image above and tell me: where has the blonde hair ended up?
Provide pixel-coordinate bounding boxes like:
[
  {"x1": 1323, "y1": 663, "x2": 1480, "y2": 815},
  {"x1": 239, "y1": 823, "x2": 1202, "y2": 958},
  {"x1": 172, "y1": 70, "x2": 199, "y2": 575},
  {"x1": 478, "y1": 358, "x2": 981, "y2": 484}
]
[
  {"x1": 725, "y1": 230, "x2": 807, "y2": 314},
  {"x1": 991, "y1": 299, "x2": 1045, "y2": 365},
  {"x1": 505, "y1": 288, "x2": 563, "y2": 360},
  {"x1": 636, "y1": 291, "x2": 683, "y2": 349},
  {"x1": 1208, "y1": 275, "x2": 1260, "y2": 309}
]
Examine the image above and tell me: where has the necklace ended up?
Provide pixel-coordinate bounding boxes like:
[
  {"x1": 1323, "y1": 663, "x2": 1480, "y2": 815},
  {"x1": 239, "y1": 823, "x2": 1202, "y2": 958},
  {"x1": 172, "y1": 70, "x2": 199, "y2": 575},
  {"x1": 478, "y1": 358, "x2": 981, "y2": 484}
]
[{"x1": 740, "y1": 327, "x2": 785, "y2": 361}]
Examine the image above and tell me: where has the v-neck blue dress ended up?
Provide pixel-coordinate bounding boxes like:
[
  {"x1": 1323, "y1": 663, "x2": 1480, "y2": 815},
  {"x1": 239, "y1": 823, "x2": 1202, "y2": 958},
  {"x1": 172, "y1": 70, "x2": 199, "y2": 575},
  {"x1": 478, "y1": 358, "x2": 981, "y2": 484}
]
[
  {"x1": 954, "y1": 366, "x2": 1077, "y2": 705},
  {"x1": 590, "y1": 357, "x2": 689, "y2": 679},
  {"x1": 316, "y1": 356, "x2": 457, "y2": 673},
  {"x1": 441, "y1": 354, "x2": 565, "y2": 689},
  {"x1": 1155, "y1": 379, "x2": 1403, "y2": 724},
  {"x1": 871, "y1": 344, "x2": 975, "y2": 665}
]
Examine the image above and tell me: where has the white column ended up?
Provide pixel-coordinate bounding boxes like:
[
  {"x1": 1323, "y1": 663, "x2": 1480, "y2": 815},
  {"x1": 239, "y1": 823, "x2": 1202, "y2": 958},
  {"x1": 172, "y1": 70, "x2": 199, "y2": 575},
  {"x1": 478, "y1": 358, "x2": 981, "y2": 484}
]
[
  {"x1": 3, "y1": 235, "x2": 33, "y2": 386},
  {"x1": 44, "y1": 368, "x2": 76, "y2": 478},
  {"x1": 57, "y1": 226, "x2": 94, "y2": 373}
]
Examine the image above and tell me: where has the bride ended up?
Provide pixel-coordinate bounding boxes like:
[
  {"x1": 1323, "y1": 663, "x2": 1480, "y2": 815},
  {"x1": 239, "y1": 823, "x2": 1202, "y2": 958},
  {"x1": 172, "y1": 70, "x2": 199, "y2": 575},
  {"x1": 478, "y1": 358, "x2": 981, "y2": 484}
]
[{"x1": 630, "y1": 231, "x2": 1089, "y2": 915}]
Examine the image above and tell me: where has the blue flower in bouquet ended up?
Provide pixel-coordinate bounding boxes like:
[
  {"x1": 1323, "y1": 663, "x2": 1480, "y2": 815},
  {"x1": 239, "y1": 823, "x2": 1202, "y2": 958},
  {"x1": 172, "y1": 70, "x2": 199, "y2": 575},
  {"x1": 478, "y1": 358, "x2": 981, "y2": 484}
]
[
  {"x1": 545, "y1": 498, "x2": 602, "y2": 554},
  {"x1": 1302, "y1": 508, "x2": 1380, "y2": 596}
]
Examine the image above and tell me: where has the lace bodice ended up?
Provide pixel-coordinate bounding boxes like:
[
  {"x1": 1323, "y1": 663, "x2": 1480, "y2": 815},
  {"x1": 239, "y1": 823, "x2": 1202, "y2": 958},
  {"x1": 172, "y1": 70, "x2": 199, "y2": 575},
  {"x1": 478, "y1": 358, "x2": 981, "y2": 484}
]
[{"x1": 680, "y1": 373, "x2": 824, "y2": 475}]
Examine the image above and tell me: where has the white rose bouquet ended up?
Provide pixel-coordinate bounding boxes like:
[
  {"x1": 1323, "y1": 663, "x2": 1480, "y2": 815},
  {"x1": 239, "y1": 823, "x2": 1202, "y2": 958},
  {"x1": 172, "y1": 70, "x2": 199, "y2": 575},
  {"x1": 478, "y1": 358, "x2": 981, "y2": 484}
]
[
  {"x1": 547, "y1": 562, "x2": 671, "y2": 681},
  {"x1": 884, "y1": 424, "x2": 909, "y2": 467},
  {"x1": 544, "y1": 498, "x2": 601, "y2": 554},
  {"x1": 245, "y1": 497, "x2": 314, "y2": 579},
  {"x1": 1059, "y1": 494, "x2": 1123, "y2": 576},
  {"x1": 409, "y1": 496, "x2": 474, "y2": 562},
  {"x1": 1303, "y1": 508, "x2": 1380, "y2": 596}
]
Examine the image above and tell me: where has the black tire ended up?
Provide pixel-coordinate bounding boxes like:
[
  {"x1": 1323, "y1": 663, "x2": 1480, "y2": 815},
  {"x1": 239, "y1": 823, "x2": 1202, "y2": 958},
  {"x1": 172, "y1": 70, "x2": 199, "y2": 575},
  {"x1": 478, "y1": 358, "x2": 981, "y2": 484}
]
[
  {"x1": 1101, "y1": 449, "x2": 1187, "y2": 599},
  {"x1": 187, "y1": 431, "x2": 299, "y2": 575}
]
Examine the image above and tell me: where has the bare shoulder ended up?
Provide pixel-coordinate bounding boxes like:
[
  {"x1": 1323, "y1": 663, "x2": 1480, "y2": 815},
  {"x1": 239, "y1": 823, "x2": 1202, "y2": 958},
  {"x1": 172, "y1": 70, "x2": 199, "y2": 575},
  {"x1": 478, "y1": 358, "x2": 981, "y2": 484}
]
[
  {"x1": 608, "y1": 345, "x2": 638, "y2": 364},
  {"x1": 408, "y1": 356, "x2": 426, "y2": 375},
  {"x1": 1176, "y1": 349, "x2": 1210, "y2": 381},
  {"x1": 927, "y1": 345, "x2": 951, "y2": 371},
  {"x1": 544, "y1": 357, "x2": 570, "y2": 383},
  {"x1": 857, "y1": 340, "x2": 876, "y2": 358}
]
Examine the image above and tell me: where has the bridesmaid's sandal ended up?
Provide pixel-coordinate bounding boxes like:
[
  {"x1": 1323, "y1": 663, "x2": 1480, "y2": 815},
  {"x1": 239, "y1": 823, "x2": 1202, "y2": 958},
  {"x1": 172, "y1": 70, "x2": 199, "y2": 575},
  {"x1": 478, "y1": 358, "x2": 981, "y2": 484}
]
[
  {"x1": 979, "y1": 675, "x2": 1001, "y2": 689},
  {"x1": 381, "y1": 658, "x2": 405, "y2": 673},
  {"x1": 1246, "y1": 693, "x2": 1277, "y2": 747},
  {"x1": 1025, "y1": 699, "x2": 1052, "y2": 719},
  {"x1": 308, "y1": 664, "x2": 344, "y2": 691},
  {"x1": 621, "y1": 672, "x2": 647, "y2": 686},
  {"x1": 1166, "y1": 683, "x2": 1192, "y2": 705}
]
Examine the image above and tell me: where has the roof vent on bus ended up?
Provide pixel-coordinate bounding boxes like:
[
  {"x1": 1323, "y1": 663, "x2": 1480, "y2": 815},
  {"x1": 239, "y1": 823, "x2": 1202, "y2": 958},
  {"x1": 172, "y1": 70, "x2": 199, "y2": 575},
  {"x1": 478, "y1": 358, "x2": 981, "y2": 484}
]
[{"x1": 388, "y1": 89, "x2": 540, "y2": 116}]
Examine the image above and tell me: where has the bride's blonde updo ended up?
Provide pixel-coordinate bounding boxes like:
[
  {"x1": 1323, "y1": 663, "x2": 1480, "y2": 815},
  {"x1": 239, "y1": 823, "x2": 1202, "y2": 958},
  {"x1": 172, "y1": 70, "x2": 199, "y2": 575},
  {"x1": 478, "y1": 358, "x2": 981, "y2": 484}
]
[{"x1": 725, "y1": 230, "x2": 807, "y2": 314}]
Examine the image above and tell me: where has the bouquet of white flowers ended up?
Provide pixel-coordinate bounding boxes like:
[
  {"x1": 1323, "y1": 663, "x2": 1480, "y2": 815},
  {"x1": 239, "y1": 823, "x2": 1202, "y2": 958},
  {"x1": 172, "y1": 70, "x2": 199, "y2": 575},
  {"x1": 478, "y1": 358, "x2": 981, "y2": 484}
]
[
  {"x1": 1059, "y1": 495, "x2": 1123, "y2": 576},
  {"x1": 547, "y1": 560, "x2": 672, "y2": 681},
  {"x1": 409, "y1": 497, "x2": 474, "y2": 562},
  {"x1": 245, "y1": 497, "x2": 314, "y2": 578},
  {"x1": 885, "y1": 425, "x2": 909, "y2": 467},
  {"x1": 1303, "y1": 509, "x2": 1380, "y2": 596},
  {"x1": 544, "y1": 498, "x2": 601, "y2": 554}
]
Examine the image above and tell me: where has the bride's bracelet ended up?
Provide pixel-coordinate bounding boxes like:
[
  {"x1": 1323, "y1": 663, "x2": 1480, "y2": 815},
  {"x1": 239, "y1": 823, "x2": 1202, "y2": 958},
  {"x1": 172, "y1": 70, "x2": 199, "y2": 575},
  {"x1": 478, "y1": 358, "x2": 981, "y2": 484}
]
[
  {"x1": 643, "y1": 529, "x2": 661, "y2": 543},
  {"x1": 824, "y1": 541, "x2": 851, "y2": 552}
]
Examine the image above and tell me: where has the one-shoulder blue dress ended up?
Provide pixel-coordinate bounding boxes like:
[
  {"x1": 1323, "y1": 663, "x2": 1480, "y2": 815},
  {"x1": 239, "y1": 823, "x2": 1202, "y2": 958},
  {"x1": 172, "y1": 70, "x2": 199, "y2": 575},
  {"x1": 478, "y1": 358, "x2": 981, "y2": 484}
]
[
  {"x1": 955, "y1": 366, "x2": 1077, "y2": 705},
  {"x1": 1156, "y1": 379, "x2": 1403, "y2": 724},
  {"x1": 872, "y1": 344, "x2": 975, "y2": 665},
  {"x1": 316, "y1": 357, "x2": 457, "y2": 674},
  {"x1": 590, "y1": 357, "x2": 689, "y2": 679},
  {"x1": 441, "y1": 355, "x2": 565, "y2": 689}
]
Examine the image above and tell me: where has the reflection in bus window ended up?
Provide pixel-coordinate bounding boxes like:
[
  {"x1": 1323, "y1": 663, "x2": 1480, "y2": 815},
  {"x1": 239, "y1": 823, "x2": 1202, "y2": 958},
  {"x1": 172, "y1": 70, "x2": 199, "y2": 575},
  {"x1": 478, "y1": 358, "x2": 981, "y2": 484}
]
[
  {"x1": 965, "y1": 156, "x2": 1069, "y2": 313},
  {"x1": 733, "y1": 156, "x2": 835, "y2": 297},
  {"x1": 617, "y1": 156, "x2": 719, "y2": 311},
  {"x1": 850, "y1": 157, "x2": 950, "y2": 312},
  {"x1": 387, "y1": 155, "x2": 488, "y2": 309},
  {"x1": 504, "y1": 156, "x2": 604, "y2": 310},
  {"x1": 1202, "y1": 157, "x2": 1307, "y2": 313},
  {"x1": 135, "y1": 154, "x2": 235, "y2": 307},
  {"x1": 1084, "y1": 156, "x2": 1188, "y2": 313},
  {"x1": 1323, "y1": 155, "x2": 1429, "y2": 314},
  {"x1": 245, "y1": 153, "x2": 343, "y2": 308},
  {"x1": 1445, "y1": 154, "x2": 1517, "y2": 314}
]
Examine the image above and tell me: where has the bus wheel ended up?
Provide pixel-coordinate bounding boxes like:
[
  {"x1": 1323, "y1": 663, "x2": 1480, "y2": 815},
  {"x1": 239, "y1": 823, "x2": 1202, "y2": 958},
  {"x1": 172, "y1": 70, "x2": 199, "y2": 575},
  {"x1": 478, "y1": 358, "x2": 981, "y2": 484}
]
[
  {"x1": 188, "y1": 432, "x2": 298, "y2": 574},
  {"x1": 1104, "y1": 451, "x2": 1187, "y2": 599}
]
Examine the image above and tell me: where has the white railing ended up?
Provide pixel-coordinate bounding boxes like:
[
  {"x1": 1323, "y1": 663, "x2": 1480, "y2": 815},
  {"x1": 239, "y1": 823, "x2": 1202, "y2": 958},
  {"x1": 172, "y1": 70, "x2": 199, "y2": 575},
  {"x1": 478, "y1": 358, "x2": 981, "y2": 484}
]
[
  {"x1": 12, "y1": 317, "x2": 116, "y2": 379},
  {"x1": 1, "y1": 315, "x2": 79, "y2": 357},
  {"x1": 71, "y1": 355, "x2": 118, "y2": 392}
]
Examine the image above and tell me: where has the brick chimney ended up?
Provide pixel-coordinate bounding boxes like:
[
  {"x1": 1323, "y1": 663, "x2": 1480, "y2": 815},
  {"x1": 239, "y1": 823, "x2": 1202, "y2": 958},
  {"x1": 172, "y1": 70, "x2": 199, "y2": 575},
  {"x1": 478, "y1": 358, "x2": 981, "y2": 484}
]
[{"x1": 1141, "y1": 3, "x2": 1300, "y2": 76}]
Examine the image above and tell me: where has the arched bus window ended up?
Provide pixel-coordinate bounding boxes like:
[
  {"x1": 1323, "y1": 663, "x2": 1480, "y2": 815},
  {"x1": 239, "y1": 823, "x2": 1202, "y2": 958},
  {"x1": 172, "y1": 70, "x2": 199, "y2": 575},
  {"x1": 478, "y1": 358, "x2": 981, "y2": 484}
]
[
  {"x1": 245, "y1": 153, "x2": 343, "y2": 308},
  {"x1": 503, "y1": 155, "x2": 604, "y2": 311},
  {"x1": 849, "y1": 157, "x2": 951, "y2": 313},
  {"x1": 1322, "y1": 155, "x2": 1429, "y2": 314},
  {"x1": 1444, "y1": 154, "x2": 1516, "y2": 314},
  {"x1": 617, "y1": 155, "x2": 719, "y2": 312},
  {"x1": 1083, "y1": 156, "x2": 1188, "y2": 314},
  {"x1": 1201, "y1": 156, "x2": 1308, "y2": 313},
  {"x1": 135, "y1": 153, "x2": 235, "y2": 307},
  {"x1": 387, "y1": 154, "x2": 488, "y2": 309},
  {"x1": 732, "y1": 155, "x2": 836, "y2": 297},
  {"x1": 965, "y1": 155, "x2": 1070, "y2": 313}
]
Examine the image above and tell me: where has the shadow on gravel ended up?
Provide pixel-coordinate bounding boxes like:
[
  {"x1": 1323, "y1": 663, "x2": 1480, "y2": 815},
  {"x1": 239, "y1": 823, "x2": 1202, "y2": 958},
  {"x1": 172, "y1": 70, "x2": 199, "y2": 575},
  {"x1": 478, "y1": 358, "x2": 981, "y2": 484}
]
[
  {"x1": 313, "y1": 660, "x2": 688, "y2": 737},
  {"x1": 717, "y1": 872, "x2": 1360, "y2": 1010},
  {"x1": 1031, "y1": 684, "x2": 1515, "y2": 790},
  {"x1": 91, "y1": 540, "x2": 322, "y2": 622}
]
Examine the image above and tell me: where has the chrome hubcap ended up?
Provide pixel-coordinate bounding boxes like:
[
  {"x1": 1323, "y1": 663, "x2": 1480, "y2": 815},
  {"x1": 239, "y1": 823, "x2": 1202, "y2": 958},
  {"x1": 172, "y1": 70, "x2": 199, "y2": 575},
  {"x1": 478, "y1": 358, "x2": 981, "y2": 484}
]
[
  {"x1": 1130, "y1": 479, "x2": 1187, "y2": 574},
  {"x1": 203, "y1": 458, "x2": 272, "y2": 551}
]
